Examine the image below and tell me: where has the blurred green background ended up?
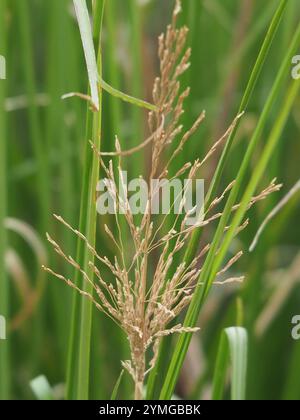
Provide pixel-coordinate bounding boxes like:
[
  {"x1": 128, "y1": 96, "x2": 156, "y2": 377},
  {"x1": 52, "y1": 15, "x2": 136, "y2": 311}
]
[{"x1": 0, "y1": 0, "x2": 300, "y2": 400}]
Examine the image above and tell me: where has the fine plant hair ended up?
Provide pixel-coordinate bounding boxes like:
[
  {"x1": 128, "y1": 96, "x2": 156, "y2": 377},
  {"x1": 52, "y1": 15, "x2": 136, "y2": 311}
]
[{"x1": 44, "y1": 1, "x2": 281, "y2": 400}]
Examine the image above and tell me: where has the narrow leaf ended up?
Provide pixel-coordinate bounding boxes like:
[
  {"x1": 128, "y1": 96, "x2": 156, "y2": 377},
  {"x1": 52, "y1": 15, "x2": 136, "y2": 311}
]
[
  {"x1": 73, "y1": 0, "x2": 156, "y2": 112},
  {"x1": 73, "y1": 0, "x2": 99, "y2": 111},
  {"x1": 99, "y1": 77, "x2": 157, "y2": 111},
  {"x1": 212, "y1": 327, "x2": 248, "y2": 400},
  {"x1": 110, "y1": 370, "x2": 124, "y2": 400},
  {"x1": 184, "y1": 0, "x2": 288, "y2": 266},
  {"x1": 66, "y1": 0, "x2": 106, "y2": 400},
  {"x1": 250, "y1": 179, "x2": 300, "y2": 251}
]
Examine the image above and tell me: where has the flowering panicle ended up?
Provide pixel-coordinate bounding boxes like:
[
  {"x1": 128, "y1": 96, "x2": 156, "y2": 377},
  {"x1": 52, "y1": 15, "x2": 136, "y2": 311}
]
[{"x1": 44, "y1": 0, "x2": 281, "y2": 399}]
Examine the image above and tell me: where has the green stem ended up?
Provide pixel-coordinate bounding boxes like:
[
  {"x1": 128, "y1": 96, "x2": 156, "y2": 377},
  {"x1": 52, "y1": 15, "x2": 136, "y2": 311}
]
[
  {"x1": 16, "y1": 0, "x2": 50, "y2": 376},
  {"x1": 16, "y1": 0, "x2": 50, "y2": 230},
  {"x1": 45, "y1": 0, "x2": 76, "y2": 372},
  {"x1": 65, "y1": 0, "x2": 105, "y2": 400}
]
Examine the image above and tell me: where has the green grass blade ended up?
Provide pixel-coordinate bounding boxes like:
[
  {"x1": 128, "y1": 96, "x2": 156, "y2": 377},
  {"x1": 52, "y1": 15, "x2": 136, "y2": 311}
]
[
  {"x1": 200, "y1": 29, "x2": 300, "y2": 304},
  {"x1": 227, "y1": 1, "x2": 277, "y2": 72},
  {"x1": 205, "y1": 0, "x2": 288, "y2": 204},
  {"x1": 249, "y1": 179, "x2": 300, "y2": 252},
  {"x1": 65, "y1": 0, "x2": 105, "y2": 400},
  {"x1": 184, "y1": 0, "x2": 288, "y2": 266},
  {"x1": 43, "y1": 0, "x2": 76, "y2": 383},
  {"x1": 99, "y1": 77, "x2": 156, "y2": 111},
  {"x1": 212, "y1": 327, "x2": 248, "y2": 400},
  {"x1": 73, "y1": 0, "x2": 100, "y2": 111},
  {"x1": 207, "y1": 79, "x2": 300, "y2": 298},
  {"x1": 211, "y1": 332, "x2": 229, "y2": 400},
  {"x1": 74, "y1": 0, "x2": 155, "y2": 112},
  {"x1": 16, "y1": 0, "x2": 55, "y2": 378},
  {"x1": 16, "y1": 0, "x2": 50, "y2": 230},
  {"x1": 160, "y1": 22, "x2": 300, "y2": 400},
  {"x1": 0, "y1": 0, "x2": 9, "y2": 400},
  {"x1": 110, "y1": 370, "x2": 124, "y2": 401}
]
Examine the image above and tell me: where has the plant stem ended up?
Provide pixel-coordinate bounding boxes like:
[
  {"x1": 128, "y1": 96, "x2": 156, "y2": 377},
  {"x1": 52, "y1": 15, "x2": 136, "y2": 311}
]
[
  {"x1": 45, "y1": 0, "x2": 74, "y2": 372},
  {"x1": 17, "y1": 0, "x2": 50, "y2": 230},
  {"x1": 134, "y1": 352, "x2": 145, "y2": 400},
  {"x1": 16, "y1": 0, "x2": 49, "y2": 375},
  {"x1": 65, "y1": 0, "x2": 105, "y2": 400}
]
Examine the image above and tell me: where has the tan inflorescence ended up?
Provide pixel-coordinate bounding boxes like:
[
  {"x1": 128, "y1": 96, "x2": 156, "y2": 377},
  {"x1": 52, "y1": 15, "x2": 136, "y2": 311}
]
[{"x1": 43, "y1": 0, "x2": 281, "y2": 400}]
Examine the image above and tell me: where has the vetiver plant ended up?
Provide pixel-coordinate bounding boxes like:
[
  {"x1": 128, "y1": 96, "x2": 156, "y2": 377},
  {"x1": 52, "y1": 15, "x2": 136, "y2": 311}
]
[{"x1": 43, "y1": 0, "x2": 282, "y2": 399}]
